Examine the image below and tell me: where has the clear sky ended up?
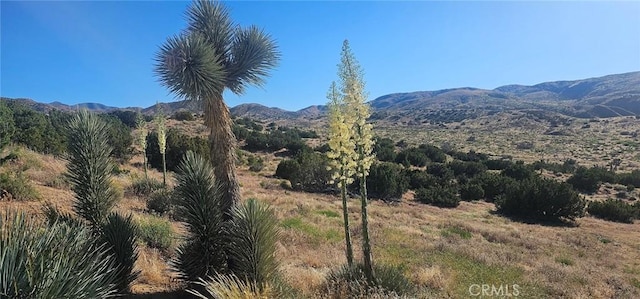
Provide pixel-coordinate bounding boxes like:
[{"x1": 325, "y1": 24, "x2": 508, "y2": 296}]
[{"x1": 1, "y1": 1, "x2": 639, "y2": 111}]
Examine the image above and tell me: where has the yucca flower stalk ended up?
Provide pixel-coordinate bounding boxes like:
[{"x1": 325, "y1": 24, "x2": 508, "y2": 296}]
[
  {"x1": 136, "y1": 112, "x2": 149, "y2": 179},
  {"x1": 338, "y1": 39, "x2": 376, "y2": 282},
  {"x1": 155, "y1": 107, "x2": 168, "y2": 186},
  {"x1": 326, "y1": 81, "x2": 356, "y2": 267}
]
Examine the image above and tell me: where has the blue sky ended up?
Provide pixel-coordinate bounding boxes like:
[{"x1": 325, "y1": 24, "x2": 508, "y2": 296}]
[{"x1": 2, "y1": 1, "x2": 639, "y2": 111}]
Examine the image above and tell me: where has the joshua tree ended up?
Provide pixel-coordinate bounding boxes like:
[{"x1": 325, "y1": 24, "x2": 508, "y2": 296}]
[
  {"x1": 155, "y1": 0, "x2": 280, "y2": 218},
  {"x1": 326, "y1": 81, "x2": 355, "y2": 267},
  {"x1": 338, "y1": 40, "x2": 376, "y2": 281}
]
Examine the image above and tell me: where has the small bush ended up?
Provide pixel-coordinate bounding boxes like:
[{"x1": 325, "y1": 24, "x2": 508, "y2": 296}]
[
  {"x1": 130, "y1": 177, "x2": 164, "y2": 197},
  {"x1": 366, "y1": 162, "x2": 409, "y2": 200},
  {"x1": 172, "y1": 110, "x2": 195, "y2": 121},
  {"x1": 137, "y1": 215, "x2": 175, "y2": 252},
  {"x1": 407, "y1": 170, "x2": 437, "y2": 190},
  {"x1": 501, "y1": 162, "x2": 534, "y2": 181},
  {"x1": 147, "y1": 189, "x2": 174, "y2": 215},
  {"x1": 415, "y1": 185, "x2": 459, "y2": 208},
  {"x1": 496, "y1": 177, "x2": 586, "y2": 222},
  {"x1": 470, "y1": 172, "x2": 515, "y2": 202},
  {"x1": 0, "y1": 171, "x2": 40, "y2": 201},
  {"x1": 567, "y1": 166, "x2": 616, "y2": 194},
  {"x1": 275, "y1": 159, "x2": 300, "y2": 181},
  {"x1": 459, "y1": 183, "x2": 484, "y2": 201},
  {"x1": 587, "y1": 199, "x2": 637, "y2": 223},
  {"x1": 247, "y1": 155, "x2": 264, "y2": 172},
  {"x1": 324, "y1": 263, "x2": 414, "y2": 297}
]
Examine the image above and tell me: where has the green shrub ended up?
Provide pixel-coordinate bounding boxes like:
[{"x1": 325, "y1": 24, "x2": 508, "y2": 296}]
[
  {"x1": 247, "y1": 154, "x2": 264, "y2": 172},
  {"x1": 1, "y1": 212, "x2": 119, "y2": 298},
  {"x1": 470, "y1": 172, "x2": 515, "y2": 202},
  {"x1": 147, "y1": 189, "x2": 174, "y2": 215},
  {"x1": 426, "y1": 163, "x2": 454, "y2": 183},
  {"x1": 275, "y1": 159, "x2": 300, "y2": 181},
  {"x1": 587, "y1": 199, "x2": 637, "y2": 223},
  {"x1": 501, "y1": 161, "x2": 534, "y2": 181},
  {"x1": 459, "y1": 183, "x2": 485, "y2": 201},
  {"x1": 146, "y1": 128, "x2": 210, "y2": 172},
  {"x1": 130, "y1": 177, "x2": 164, "y2": 197},
  {"x1": 617, "y1": 170, "x2": 640, "y2": 189},
  {"x1": 567, "y1": 166, "x2": 617, "y2": 194},
  {"x1": 137, "y1": 215, "x2": 175, "y2": 252},
  {"x1": 0, "y1": 171, "x2": 40, "y2": 201},
  {"x1": 373, "y1": 137, "x2": 396, "y2": 162},
  {"x1": 448, "y1": 161, "x2": 487, "y2": 178},
  {"x1": 172, "y1": 110, "x2": 195, "y2": 121},
  {"x1": 0, "y1": 100, "x2": 15, "y2": 151},
  {"x1": 496, "y1": 177, "x2": 586, "y2": 222},
  {"x1": 395, "y1": 148, "x2": 429, "y2": 167},
  {"x1": 415, "y1": 185, "x2": 459, "y2": 208},
  {"x1": 289, "y1": 151, "x2": 332, "y2": 193},
  {"x1": 407, "y1": 170, "x2": 437, "y2": 190},
  {"x1": 366, "y1": 162, "x2": 409, "y2": 200},
  {"x1": 324, "y1": 263, "x2": 414, "y2": 297}
]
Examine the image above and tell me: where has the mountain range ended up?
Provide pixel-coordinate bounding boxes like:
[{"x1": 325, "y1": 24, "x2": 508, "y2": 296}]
[{"x1": 3, "y1": 71, "x2": 639, "y2": 123}]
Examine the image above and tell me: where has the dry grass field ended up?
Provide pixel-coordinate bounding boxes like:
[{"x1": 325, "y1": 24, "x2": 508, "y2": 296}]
[{"x1": 1, "y1": 113, "x2": 639, "y2": 298}]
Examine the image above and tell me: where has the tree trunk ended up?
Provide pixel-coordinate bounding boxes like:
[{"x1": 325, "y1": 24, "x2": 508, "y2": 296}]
[
  {"x1": 204, "y1": 94, "x2": 241, "y2": 220},
  {"x1": 341, "y1": 175, "x2": 354, "y2": 267},
  {"x1": 161, "y1": 152, "x2": 167, "y2": 186}
]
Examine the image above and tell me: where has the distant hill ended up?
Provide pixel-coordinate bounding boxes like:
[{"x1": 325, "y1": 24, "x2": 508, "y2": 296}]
[{"x1": 3, "y1": 71, "x2": 638, "y2": 123}]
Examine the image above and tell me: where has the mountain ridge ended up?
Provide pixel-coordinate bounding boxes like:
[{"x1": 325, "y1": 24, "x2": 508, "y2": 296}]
[{"x1": 3, "y1": 71, "x2": 638, "y2": 122}]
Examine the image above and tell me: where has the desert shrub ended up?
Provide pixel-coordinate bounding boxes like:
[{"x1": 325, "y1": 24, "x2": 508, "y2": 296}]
[
  {"x1": 446, "y1": 149, "x2": 488, "y2": 162},
  {"x1": 426, "y1": 163, "x2": 455, "y2": 182},
  {"x1": 0, "y1": 171, "x2": 40, "y2": 201},
  {"x1": 137, "y1": 215, "x2": 175, "y2": 252},
  {"x1": 1, "y1": 212, "x2": 119, "y2": 298},
  {"x1": 247, "y1": 154, "x2": 264, "y2": 172},
  {"x1": 130, "y1": 177, "x2": 164, "y2": 197},
  {"x1": 147, "y1": 128, "x2": 210, "y2": 172},
  {"x1": 373, "y1": 137, "x2": 396, "y2": 162},
  {"x1": 227, "y1": 199, "x2": 279, "y2": 286},
  {"x1": 470, "y1": 172, "x2": 515, "y2": 202},
  {"x1": 324, "y1": 263, "x2": 414, "y2": 297},
  {"x1": 496, "y1": 177, "x2": 586, "y2": 222},
  {"x1": 407, "y1": 170, "x2": 438, "y2": 190},
  {"x1": 617, "y1": 170, "x2": 640, "y2": 189},
  {"x1": 174, "y1": 152, "x2": 227, "y2": 280},
  {"x1": 460, "y1": 183, "x2": 485, "y2": 201},
  {"x1": 567, "y1": 166, "x2": 616, "y2": 194},
  {"x1": 147, "y1": 188, "x2": 174, "y2": 215},
  {"x1": 501, "y1": 161, "x2": 535, "y2": 181},
  {"x1": 532, "y1": 159, "x2": 577, "y2": 174},
  {"x1": 289, "y1": 151, "x2": 332, "y2": 193},
  {"x1": 366, "y1": 162, "x2": 409, "y2": 200},
  {"x1": 275, "y1": 159, "x2": 300, "y2": 181},
  {"x1": 0, "y1": 100, "x2": 14, "y2": 151},
  {"x1": 395, "y1": 148, "x2": 429, "y2": 167},
  {"x1": 483, "y1": 159, "x2": 514, "y2": 171},
  {"x1": 108, "y1": 110, "x2": 139, "y2": 128},
  {"x1": 587, "y1": 199, "x2": 637, "y2": 223},
  {"x1": 415, "y1": 185, "x2": 459, "y2": 208},
  {"x1": 172, "y1": 110, "x2": 195, "y2": 121},
  {"x1": 99, "y1": 114, "x2": 134, "y2": 161},
  {"x1": 418, "y1": 144, "x2": 447, "y2": 163},
  {"x1": 448, "y1": 160, "x2": 487, "y2": 178}
]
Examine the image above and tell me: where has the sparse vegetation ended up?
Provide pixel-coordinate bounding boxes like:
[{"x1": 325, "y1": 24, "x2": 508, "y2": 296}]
[{"x1": 588, "y1": 199, "x2": 638, "y2": 223}]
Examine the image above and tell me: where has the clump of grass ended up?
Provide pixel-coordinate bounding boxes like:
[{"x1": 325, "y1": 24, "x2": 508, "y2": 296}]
[
  {"x1": 0, "y1": 171, "x2": 40, "y2": 201},
  {"x1": 146, "y1": 189, "x2": 174, "y2": 215},
  {"x1": 317, "y1": 209, "x2": 340, "y2": 218},
  {"x1": 281, "y1": 217, "x2": 342, "y2": 244},
  {"x1": 323, "y1": 263, "x2": 415, "y2": 297},
  {"x1": 555, "y1": 256, "x2": 574, "y2": 266},
  {"x1": 441, "y1": 226, "x2": 472, "y2": 240},
  {"x1": 137, "y1": 215, "x2": 175, "y2": 253},
  {"x1": 129, "y1": 177, "x2": 164, "y2": 197}
]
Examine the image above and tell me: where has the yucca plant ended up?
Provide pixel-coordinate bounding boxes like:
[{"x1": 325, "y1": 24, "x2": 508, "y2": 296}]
[
  {"x1": 338, "y1": 40, "x2": 376, "y2": 282},
  {"x1": 155, "y1": 106, "x2": 168, "y2": 186},
  {"x1": 226, "y1": 198, "x2": 279, "y2": 288},
  {"x1": 136, "y1": 112, "x2": 149, "y2": 179},
  {"x1": 188, "y1": 273, "x2": 273, "y2": 299},
  {"x1": 173, "y1": 151, "x2": 227, "y2": 280},
  {"x1": 155, "y1": 0, "x2": 280, "y2": 219},
  {"x1": 0, "y1": 211, "x2": 118, "y2": 298},
  {"x1": 65, "y1": 110, "x2": 139, "y2": 293},
  {"x1": 66, "y1": 110, "x2": 119, "y2": 227},
  {"x1": 326, "y1": 81, "x2": 356, "y2": 267},
  {"x1": 100, "y1": 213, "x2": 140, "y2": 293}
]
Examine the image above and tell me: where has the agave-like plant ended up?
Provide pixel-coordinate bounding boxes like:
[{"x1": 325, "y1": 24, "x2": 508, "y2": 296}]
[
  {"x1": 64, "y1": 110, "x2": 139, "y2": 293},
  {"x1": 226, "y1": 198, "x2": 279, "y2": 287},
  {"x1": 0, "y1": 211, "x2": 118, "y2": 298},
  {"x1": 155, "y1": 0, "x2": 280, "y2": 219},
  {"x1": 66, "y1": 110, "x2": 119, "y2": 228},
  {"x1": 173, "y1": 151, "x2": 227, "y2": 280}
]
